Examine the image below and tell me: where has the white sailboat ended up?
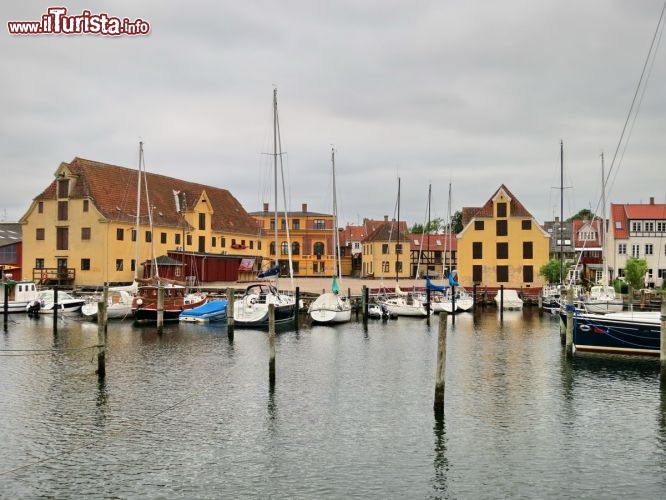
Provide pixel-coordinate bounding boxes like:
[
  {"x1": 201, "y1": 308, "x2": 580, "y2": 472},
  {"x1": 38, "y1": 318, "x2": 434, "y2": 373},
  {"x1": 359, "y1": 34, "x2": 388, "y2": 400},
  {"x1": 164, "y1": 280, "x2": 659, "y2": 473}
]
[
  {"x1": 308, "y1": 147, "x2": 352, "y2": 324},
  {"x1": 233, "y1": 88, "x2": 297, "y2": 328}
]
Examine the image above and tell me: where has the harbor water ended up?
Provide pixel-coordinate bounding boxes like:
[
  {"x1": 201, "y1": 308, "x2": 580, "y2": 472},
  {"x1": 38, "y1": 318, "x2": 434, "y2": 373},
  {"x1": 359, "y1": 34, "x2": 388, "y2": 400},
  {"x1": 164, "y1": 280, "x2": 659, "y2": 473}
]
[{"x1": 1, "y1": 309, "x2": 665, "y2": 499}]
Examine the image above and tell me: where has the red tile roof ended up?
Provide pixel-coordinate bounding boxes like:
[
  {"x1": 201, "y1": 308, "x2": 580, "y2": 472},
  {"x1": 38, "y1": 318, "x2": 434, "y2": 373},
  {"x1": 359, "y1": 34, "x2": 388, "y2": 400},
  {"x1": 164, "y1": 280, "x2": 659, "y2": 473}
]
[
  {"x1": 462, "y1": 184, "x2": 534, "y2": 226},
  {"x1": 572, "y1": 219, "x2": 602, "y2": 248},
  {"x1": 404, "y1": 233, "x2": 457, "y2": 251},
  {"x1": 610, "y1": 201, "x2": 666, "y2": 239},
  {"x1": 35, "y1": 157, "x2": 261, "y2": 236},
  {"x1": 363, "y1": 219, "x2": 409, "y2": 242}
]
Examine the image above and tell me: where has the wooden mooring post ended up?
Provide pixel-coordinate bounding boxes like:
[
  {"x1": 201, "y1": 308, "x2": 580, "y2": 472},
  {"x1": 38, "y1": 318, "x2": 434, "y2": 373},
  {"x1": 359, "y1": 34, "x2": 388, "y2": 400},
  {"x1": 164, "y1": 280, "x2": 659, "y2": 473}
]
[
  {"x1": 96, "y1": 288, "x2": 108, "y2": 379},
  {"x1": 659, "y1": 298, "x2": 666, "y2": 384},
  {"x1": 565, "y1": 287, "x2": 574, "y2": 357},
  {"x1": 499, "y1": 284, "x2": 504, "y2": 321},
  {"x1": 362, "y1": 286, "x2": 368, "y2": 327},
  {"x1": 227, "y1": 288, "x2": 234, "y2": 340},
  {"x1": 434, "y1": 311, "x2": 447, "y2": 416},
  {"x1": 52, "y1": 285, "x2": 59, "y2": 334},
  {"x1": 268, "y1": 303, "x2": 276, "y2": 388},
  {"x1": 294, "y1": 287, "x2": 300, "y2": 331},
  {"x1": 156, "y1": 286, "x2": 164, "y2": 333},
  {"x1": 3, "y1": 282, "x2": 8, "y2": 330}
]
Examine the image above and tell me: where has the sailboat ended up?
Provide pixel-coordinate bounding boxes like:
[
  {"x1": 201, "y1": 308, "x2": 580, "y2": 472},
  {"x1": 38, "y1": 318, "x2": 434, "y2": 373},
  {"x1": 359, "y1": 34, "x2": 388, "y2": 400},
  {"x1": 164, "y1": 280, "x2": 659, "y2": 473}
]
[
  {"x1": 308, "y1": 147, "x2": 352, "y2": 324},
  {"x1": 380, "y1": 178, "x2": 430, "y2": 317},
  {"x1": 232, "y1": 89, "x2": 297, "y2": 328},
  {"x1": 130, "y1": 142, "x2": 206, "y2": 322},
  {"x1": 576, "y1": 153, "x2": 623, "y2": 314}
]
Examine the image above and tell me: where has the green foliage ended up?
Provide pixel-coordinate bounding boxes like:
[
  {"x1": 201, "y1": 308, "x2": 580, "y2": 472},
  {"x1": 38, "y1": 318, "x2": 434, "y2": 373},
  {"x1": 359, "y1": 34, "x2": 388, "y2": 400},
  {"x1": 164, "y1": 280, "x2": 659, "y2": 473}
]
[
  {"x1": 539, "y1": 259, "x2": 562, "y2": 283},
  {"x1": 567, "y1": 209, "x2": 596, "y2": 222},
  {"x1": 624, "y1": 257, "x2": 649, "y2": 290},
  {"x1": 411, "y1": 217, "x2": 445, "y2": 234},
  {"x1": 613, "y1": 278, "x2": 628, "y2": 294}
]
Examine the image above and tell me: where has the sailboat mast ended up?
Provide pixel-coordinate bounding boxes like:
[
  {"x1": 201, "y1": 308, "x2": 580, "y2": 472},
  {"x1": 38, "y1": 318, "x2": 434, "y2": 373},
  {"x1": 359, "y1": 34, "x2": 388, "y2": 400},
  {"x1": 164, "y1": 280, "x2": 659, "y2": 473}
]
[
  {"x1": 134, "y1": 142, "x2": 143, "y2": 281},
  {"x1": 560, "y1": 140, "x2": 564, "y2": 283},
  {"x1": 396, "y1": 177, "x2": 401, "y2": 282},
  {"x1": 332, "y1": 147, "x2": 341, "y2": 279},
  {"x1": 601, "y1": 152, "x2": 607, "y2": 286},
  {"x1": 273, "y1": 88, "x2": 279, "y2": 271},
  {"x1": 427, "y1": 184, "x2": 431, "y2": 277}
]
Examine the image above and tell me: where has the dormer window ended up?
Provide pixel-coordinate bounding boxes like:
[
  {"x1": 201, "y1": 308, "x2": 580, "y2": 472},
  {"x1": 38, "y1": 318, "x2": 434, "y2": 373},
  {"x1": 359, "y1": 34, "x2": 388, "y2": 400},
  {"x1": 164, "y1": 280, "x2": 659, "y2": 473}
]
[
  {"x1": 496, "y1": 202, "x2": 507, "y2": 218},
  {"x1": 57, "y1": 178, "x2": 69, "y2": 198}
]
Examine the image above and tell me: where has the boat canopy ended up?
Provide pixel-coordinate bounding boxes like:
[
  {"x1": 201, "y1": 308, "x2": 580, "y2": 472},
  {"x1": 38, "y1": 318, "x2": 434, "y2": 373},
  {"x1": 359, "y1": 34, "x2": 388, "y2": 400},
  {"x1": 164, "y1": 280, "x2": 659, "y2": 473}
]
[{"x1": 257, "y1": 265, "x2": 280, "y2": 278}]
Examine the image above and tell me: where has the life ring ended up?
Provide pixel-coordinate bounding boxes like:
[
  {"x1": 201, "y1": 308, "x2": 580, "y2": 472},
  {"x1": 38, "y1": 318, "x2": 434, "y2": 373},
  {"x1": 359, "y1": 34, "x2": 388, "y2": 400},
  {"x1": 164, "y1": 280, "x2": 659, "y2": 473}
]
[{"x1": 41, "y1": 270, "x2": 48, "y2": 280}]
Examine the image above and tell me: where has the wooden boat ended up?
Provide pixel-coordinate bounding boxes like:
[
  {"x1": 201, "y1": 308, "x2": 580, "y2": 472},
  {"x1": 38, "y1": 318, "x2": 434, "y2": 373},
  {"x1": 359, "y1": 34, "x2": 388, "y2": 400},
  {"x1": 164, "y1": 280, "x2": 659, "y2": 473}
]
[
  {"x1": 560, "y1": 309, "x2": 660, "y2": 356},
  {"x1": 179, "y1": 299, "x2": 228, "y2": 323},
  {"x1": 132, "y1": 284, "x2": 206, "y2": 322}
]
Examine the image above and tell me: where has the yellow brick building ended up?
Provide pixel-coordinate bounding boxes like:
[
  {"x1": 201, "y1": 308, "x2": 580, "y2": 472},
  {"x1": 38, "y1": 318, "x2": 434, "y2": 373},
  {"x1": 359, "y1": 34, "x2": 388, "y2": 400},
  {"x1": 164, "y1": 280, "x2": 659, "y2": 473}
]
[
  {"x1": 361, "y1": 217, "x2": 411, "y2": 279},
  {"x1": 456, "y1": 185, "x2": 549, "y2": 289}
]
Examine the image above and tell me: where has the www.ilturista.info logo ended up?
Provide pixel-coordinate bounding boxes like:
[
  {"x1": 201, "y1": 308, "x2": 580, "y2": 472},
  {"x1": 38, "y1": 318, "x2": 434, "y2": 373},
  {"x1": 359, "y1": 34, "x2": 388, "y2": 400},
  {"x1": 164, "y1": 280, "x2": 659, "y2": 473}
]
[{"x1": 7, "y1": 7, "x2": 150, "y2": 36}]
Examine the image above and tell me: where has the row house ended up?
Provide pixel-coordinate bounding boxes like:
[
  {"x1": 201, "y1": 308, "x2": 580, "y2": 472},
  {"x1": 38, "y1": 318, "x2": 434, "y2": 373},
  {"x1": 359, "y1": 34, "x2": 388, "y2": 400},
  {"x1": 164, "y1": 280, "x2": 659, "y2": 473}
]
[
  {"x1": 457, "y1": 185, "x2": 550, "y2": 289},
  {"x1": 361, "y1": 216, "x2": 410, "y2": 279},
  {"x1": 404, "y1": 232, "x2": 456, "y2": 279},
  {"x1": 249, "y1": 203, "x2": 351, "y2": 278},
  {"x1": 339, "y1": 224, "x2": 367, "y2": 277},
  {"x1": 19, "y1": 157, "x2": 265, "y2": 287},
  {"x1": 0, "y1": 223, "x2": 23, "y2": 281},
  {"x1": 542, "y1": 217, "x2": 576, "y2": 277},
  {"x1": 572, "y1": 219, "x2": 603, "y2": 285},
  {"x1": 607, "y1": 197, "x2": 666, "y2": 288}
]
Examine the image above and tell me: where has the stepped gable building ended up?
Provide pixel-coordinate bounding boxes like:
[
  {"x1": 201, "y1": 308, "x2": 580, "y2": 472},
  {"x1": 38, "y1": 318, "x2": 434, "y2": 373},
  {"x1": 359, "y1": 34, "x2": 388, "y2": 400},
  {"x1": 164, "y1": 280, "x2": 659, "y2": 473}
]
[
  {"x1": 457, "y1": 184, "x2": 550, "y2": 290},
  {"x1": 20, "y1": 157, "x2": 265, "y2": 287}
]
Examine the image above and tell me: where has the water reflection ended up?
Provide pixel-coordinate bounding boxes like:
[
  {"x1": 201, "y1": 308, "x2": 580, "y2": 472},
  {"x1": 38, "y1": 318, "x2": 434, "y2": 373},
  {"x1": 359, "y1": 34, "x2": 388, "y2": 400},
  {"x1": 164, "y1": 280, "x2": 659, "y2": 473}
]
[{"x1": 432, "y1": 412, "x2": 449, "y2": 499}]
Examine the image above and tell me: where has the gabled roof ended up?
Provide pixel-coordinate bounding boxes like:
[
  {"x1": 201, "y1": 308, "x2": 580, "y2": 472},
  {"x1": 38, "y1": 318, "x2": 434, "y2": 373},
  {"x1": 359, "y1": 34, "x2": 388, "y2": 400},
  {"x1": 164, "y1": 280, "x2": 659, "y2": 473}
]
[
  {"x1": 461, "y1": 184, "x2": 534, "y2": 225},
  {"x1": 30, "y1": 157, "x2": 260, "y2": 236},
  {"x1": 404, "y1": 233, "x2": 457, "y2": 251},
  {"x1": 572, "y1": 219, "x2": 602, "y2": 249},
  {"x1": 611, "y1": 201, "x2": 666, "y2": 239},
  {"x1": 340, "y1": 224, "x2": 367, "y2": 244},
  {"x1": 0, "y1": 223, "x2": 21, "y2": 247},
  {"x1": 363, "y1": 219, "x2": 409, "y2": 243}
]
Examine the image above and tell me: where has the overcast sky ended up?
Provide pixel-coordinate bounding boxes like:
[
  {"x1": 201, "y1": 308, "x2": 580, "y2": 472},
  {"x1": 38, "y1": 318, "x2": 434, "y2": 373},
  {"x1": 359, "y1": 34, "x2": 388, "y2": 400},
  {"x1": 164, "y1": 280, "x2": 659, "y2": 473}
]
[{"x1": 2, "y1": 1, "x2": 665, "y2": 229}]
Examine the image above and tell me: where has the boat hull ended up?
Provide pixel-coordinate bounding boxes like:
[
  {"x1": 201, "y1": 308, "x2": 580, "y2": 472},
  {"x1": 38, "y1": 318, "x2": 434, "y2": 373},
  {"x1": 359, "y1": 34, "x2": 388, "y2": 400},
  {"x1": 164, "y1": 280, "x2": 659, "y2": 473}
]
[
  {"x1": 179, "y1": 300, "x2": 228, "y2": 323},
  {"x1": 308, "y1": 293, "x2": 352, "y2": 324},
  {"x1": 560, "y1": 310, "x2": 661, "y2": 356}
]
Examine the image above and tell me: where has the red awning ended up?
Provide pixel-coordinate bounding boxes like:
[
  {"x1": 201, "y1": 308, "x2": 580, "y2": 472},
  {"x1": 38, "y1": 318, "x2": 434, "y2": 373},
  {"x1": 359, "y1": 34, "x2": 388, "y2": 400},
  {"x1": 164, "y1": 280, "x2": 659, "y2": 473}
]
[{"x1": 238, "y1": 258, "x2": 255, "y2": 271}]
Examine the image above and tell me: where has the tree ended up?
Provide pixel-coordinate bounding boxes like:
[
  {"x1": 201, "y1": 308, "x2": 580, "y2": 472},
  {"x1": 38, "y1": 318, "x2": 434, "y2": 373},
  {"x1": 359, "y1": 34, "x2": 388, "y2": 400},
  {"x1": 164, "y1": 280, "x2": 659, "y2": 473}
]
[
  {"x1": 410, "y1": 217, "x2": 444, "y2": 234},
  {"x1": 450, "y1": 211, "x2": 463, "y2": 233},
  {"x1": 623, "y1": 257, "x2": 648, "y2": 291},
  {"x1": 568, "y1": 209, "x2": 595, "y2": 222},
  {"x1": 539, "y1": 258, "x2": 574, "y2": 284}
]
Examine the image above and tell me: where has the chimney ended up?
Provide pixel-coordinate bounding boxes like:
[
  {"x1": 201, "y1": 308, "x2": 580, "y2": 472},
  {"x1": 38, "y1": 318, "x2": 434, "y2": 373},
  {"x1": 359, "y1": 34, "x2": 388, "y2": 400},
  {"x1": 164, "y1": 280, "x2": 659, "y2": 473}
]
[
  {"x1": 302, "y1": 203, "x2": 308, "y2": 213},
  {"x1": 263, "y1": 202, "x2": 269, "y2": 212},
  {"x1": 650, "y1": 196, "x2": 654, "y2": 205},
  {"x1": 384, "y1": 215, "x2": 389, "y2": 222}
]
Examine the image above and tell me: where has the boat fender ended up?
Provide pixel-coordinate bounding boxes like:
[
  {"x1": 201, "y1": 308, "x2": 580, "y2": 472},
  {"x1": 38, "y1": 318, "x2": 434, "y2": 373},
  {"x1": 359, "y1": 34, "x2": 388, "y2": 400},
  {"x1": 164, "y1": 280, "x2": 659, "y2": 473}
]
[{"x1": 136, "y1": 298, "x2": 143, "y2": 306}]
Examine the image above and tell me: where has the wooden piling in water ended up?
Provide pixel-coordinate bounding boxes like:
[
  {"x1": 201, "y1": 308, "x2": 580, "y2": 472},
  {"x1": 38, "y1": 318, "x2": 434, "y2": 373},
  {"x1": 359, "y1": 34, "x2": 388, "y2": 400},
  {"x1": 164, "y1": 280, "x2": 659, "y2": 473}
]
[
  {"x1": 3, "y1": 283, "x2": 8, "y2": 330},
  {"x1": 295, "y1": 287, "x2": 300, "y2": 331},
  {"x1": 362, "y1": 286, "x2": 368, "y2": 327},
  {"x1": 268, "y1": 303, "x2": 276, "y2": 388},
  {"x1": 53, "y1": 286, "x2": 59, "y2": 334},
  {"x1": 156, "y1": 286, "x2": 164, "y2": 333},
  {"x1": 97, "y1": 295, "x2": 107, "y2": 379},
  {"x1": 473, "y1": 284, "x2": 477, "y2": 310},
  {"x1": 434, "y1": 311, "x2": 447, "y2": 415},
  {"x1": 659, "y1": 297, "x2": 666, "y2": 384},
  {"x1": 227, "y1": 288, "x2": 234, "y2": 340},
  {"x1": 565, "y1": 287, "x2": 574, "y2": 357},
  {"x1": 499, "y1": 284, "x2": 504, "y2": 321},
  {"x1": 101, "y1": 285, "x2": 109, "y2": 333}
]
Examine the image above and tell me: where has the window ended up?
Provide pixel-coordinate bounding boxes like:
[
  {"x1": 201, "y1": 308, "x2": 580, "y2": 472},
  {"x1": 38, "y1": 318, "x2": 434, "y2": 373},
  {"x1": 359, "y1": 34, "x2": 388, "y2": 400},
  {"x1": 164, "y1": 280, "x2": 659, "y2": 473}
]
[
  {"x1": 645, "y1": 222, "x2": 654, "y2": 232},
  {"x1": 199, "y1": 213, "x2": 206, "y2": 230},
  {"x1": 186, "y1": 234, "x2": 192, "y2": 246},
  {"x1": 211, "y1": 237, "x2": 216, "y2": 248},
  {"x1": 313, "y1": 242, "x2": 325, "y2": 256},
  {"x1": 81, "y1": 258, "x2": 90, "y2": 271},
  {"x1": 395, "y1": 261, "x2": 403, "y2": 273},
  {"x1": 81, "y1": 227, "x2": 91, "y2": 240},
  {"x1": 497, "y1": 265, "x2": 509, "y2": 282},
  {"x1": 38, "y1": 201, "x2": 44, "y2": 213},
  {"x1": 116, "y1": 259, "x2": 123, "y2": 271},
  {"x1": 382, "y1": 261, "x2": 390, "y2": 273},
  {"x1": 631, "y1": 221, "x2": 642, "y2": 232},
  {"x1": 36, "y1": 228, "x2": 45, "y2": 240},
  {"x1": 292, "y1": 261, "x2": 299, "y2": 273},
  {"x1": 57, "y1": 178, "x2": 69, "y2": 198},
  {"x1": 396, "y1": 243, "x2": 403, "y2": 254},
  {"x1": 618, "y1": 243, "x2": 626, "y2": 255},
  {"x1": 250, "y1": 241, "x2": 254, "y2": 250},
  {"x1": 131, "y1": 259, "x2": 136, "y2": 272},
  {"x1": 281, "y1": 242, "x2": 289, "y2": 255},
  {"x1": 496, "y1": 220, "x2": 508, "y2": 236},
  {"x1": 496, "y1": 242, "x2": 508, "y2": 259},
  {"x1": 270, "y1": 242, "x2": 276, "y2": 255},
  {"x1": 220, "y1": 237, "x2": 225, "y2": 247},
  {"x1": 523, "y1": 241, "x2": 533, "y2": 259},
  {"x1": 56, "y1": 227, "x2": 68, "y2": 250},
  {"x1": 117, "y1": 228, "x2": 124, "y2": 241},
  {"x1": 175, "y1": 233, "x2": 181, "y2": 245},
  {"x1": 474, "y1": 220, "x2": 484, "y2": 230},
  {"x1": 161, "y1": 232, "x2": 167, "y2": 244},
  {"x1": 632, "y1": 244, "x2": 640, "y2": 257},
  {"x1": 521, "y1": 220, "x2": 531, "y2": 230},
  {"x1": 145, "y1": 231, "x2": 152, "y2": 243},
  {"x1": 292, "y1": 219, "x2": 300, "y2": 230},
  {"x1": 658, "y1": 222, "x2": 666, "y2": 232},
  {"x1": 292, "y1": 242, "x2": 300, "y2": 255},
  {"x1": 175, "y1": 266, "x2": 182, "y2": 278},
  {"x1": 645, "y1": 244, "x2": 654, "y2": 256},
  {"x1": 314, "y1": 219, "x2": 325, "y2": 230},
  {"x1": 57, "y1": 201, "x2": 68, "y2": 221},
  {"x1": 257, "y1": 241, "x2": 261, "y2": 251},
  {"x1": 131, "y1": 229, "x2": 137, "y2": 242},
  {"x1": 36, "y1": 258, "x2": 44, "y2": 269},
  {"x1": 523, "y1": 265, "x2": 533, "y2": 283},
  {"x1": 270, "y1": 220, "x2": 276, "y2": 230},
  {"x1": 472, "y1": 242, "x2": 483, "y2": 259},
  {"x1": 281, "y1": 219, "x2": 287, "y2": 230},
  {"x1": 382, "y1": 244, "x2": 389, "y2": 254},
  {"x1": 472, "y1": 265, "x2": 482, "y2": 283},
  {"x1": 83, "y1": 199, "x2": 89, "y2": 212},
  {"x1": 496, "y1": 202, "x2": 507, "y2": 217}
]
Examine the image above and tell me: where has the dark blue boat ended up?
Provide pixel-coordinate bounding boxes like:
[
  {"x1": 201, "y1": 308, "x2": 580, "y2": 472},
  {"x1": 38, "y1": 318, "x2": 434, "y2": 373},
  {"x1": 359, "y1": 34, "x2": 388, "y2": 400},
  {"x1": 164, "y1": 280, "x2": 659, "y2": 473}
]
[{"x1": 560, "y1": 310, "x2": 661, "y2": 356}]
